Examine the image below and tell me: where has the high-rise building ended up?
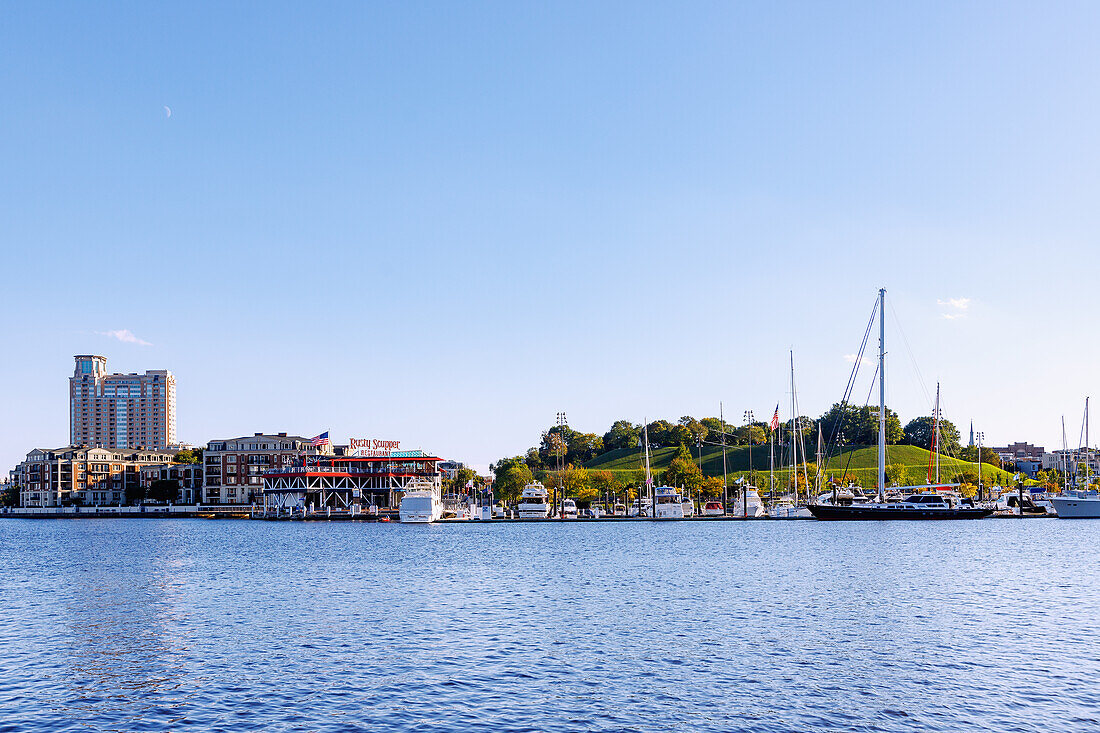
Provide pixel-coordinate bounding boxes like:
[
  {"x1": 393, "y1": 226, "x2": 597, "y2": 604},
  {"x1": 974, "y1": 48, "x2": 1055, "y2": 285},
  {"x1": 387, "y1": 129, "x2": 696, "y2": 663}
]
[{"x1": 69, "y1": 355, "x2": 177, "y2": 449}]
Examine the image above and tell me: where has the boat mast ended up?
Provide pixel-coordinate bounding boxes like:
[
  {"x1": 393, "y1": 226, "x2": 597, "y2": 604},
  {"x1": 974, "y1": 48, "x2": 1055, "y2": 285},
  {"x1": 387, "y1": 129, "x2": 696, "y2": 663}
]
[
  {"x1": 815, "y1": 423, "x2": 823, "y2": 497},
  {"x1": 720, "y1": 402, "x2": 728, "y2": 514},
  {"x1": 935, "y1": 383, "x2": 941, "y2": 483},
  {"x1": 643, "y1": 422, "x2": 653, "y2": 516},
  {"x1": 769, "y1": 425, "x2": 775, "y2": 499},
  {"x1": 877, "y1": 287, "x2": 887, "y2": 503},
  {"x1": 790, "y1": 350, "x2": 797, "y2": 504}
]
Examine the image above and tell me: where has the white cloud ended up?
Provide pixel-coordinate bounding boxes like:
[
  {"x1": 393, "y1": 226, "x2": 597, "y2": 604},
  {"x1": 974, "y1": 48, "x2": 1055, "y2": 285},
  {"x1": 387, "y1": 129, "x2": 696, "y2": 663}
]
[
  {"x1": 843, "y1": 353, "x2": 871, "y2": 365},
  {"x1": 97, "y1": 329, "x2": 152, "y2": 346},
  {"x1": 937, "y1": 297, "x2": 971, "y2": 311},
  {"x1": 936, "y1": 297, "x2": 971, "y2": 320}
]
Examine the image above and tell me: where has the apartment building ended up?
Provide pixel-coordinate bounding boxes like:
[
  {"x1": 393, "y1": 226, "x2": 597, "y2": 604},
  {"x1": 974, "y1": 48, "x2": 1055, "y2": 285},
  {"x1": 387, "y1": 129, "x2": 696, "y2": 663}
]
[
  {"x1": 202, "y1": 433, "x2": 331, "y2": 505},
  {"x1": 140, "y1": 463, "x2": 203, "y2": 504},
  {"x1": 14, "y1": 446, "x2": 179, "y2": 507},
  {"x1": 991, "y1": 442, "x2": 1045, "y2": 464},
  {"x1": 70, "y1": 355, "x2": 177, "y2": 449}
]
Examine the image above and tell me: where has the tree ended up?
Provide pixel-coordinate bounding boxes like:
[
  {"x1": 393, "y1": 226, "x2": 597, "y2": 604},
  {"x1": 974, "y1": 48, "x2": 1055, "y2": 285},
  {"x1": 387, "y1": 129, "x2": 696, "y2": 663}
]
[
  {"x1": 125, "y1": 483, "x2": 147, "y2": 506},
  {"x1": 147, "y1": 479, "x2": 179, "y2": 503},
  {"x1": 819, "y1": 403, "x2": 902, "y2": 446},
  {"x1": 679, "y1": 416, "x2": 709, "y2": 445},
  {"x1": 493, "y1": 458, "x2": 535, "y2": 503},
  {"x1": 569, "y1": 433, "x2": 604, "y2": 464},
  {"x1": 603, "y1": 421, "x2": 640, "y2": 452},
  {"x1": 590, "y1": 470, "x2": 618, "y2": 501},
  {"x1": 174, "y1": 448, "x2": 203, "y2": 464},
  {"x1": 1, "y1": 484, "x2": 17, "y2": 508},
  {"x1": 644, "y1": 420, "x2": 676, "y2": 448},
  {"x1": 564, "y1": 465, "x2": 596, "y2": 502},
  {"x1": 701, "y1": 476, "x2": 724, "y2": 499},
  {"x1": 664, "y1": 444, "x2": 703, "y2": 494},
  {"x1": 902, "y1": 417, "x2": 961, "y2": 453},
  {"x1": 885, "y1": 463, "x2": 911, "y2": 487}
]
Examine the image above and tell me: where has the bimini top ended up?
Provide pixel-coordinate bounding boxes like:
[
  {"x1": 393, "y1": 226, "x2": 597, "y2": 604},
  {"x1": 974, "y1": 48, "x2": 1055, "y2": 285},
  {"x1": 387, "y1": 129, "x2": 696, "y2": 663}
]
[{"x1": 654, "y1": 486, "x2": 681, "y2": 497}]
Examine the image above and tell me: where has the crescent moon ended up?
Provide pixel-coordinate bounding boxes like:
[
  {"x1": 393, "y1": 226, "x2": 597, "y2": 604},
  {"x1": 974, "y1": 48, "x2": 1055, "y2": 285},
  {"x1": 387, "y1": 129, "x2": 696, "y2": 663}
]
[{"x1": 164, "y1": 106, "x2": 172, "y2": 118}]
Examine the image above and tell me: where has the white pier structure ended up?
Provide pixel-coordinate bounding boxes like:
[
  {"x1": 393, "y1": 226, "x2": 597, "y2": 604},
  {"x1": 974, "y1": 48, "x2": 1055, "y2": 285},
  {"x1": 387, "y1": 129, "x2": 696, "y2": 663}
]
[{"x1": 261, "y1": 451, "x2": 442, "y2": 517}]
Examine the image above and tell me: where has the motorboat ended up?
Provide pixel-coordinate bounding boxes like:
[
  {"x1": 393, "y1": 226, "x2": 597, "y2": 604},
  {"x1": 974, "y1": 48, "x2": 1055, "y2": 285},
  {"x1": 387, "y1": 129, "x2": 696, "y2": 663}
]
[
  {"x1": 681, "y1": 496, "x2": 695, "y2": 517},
  {"x1": 628, "y1": 497, "x2": 651, "y2": 517},
  {"x1": 1050, "y1": 489, "x2": 1100, "y2": 518},
  {"x1": 994, "y1": 489, "x2": 1052, "y2": 516},
  {"x1": 562, "y1": 498, "x2": 578, "y2": 519},
  {"x1": 398, "y1": 479, "x2": 443, "y2": 523},
  {"x1": 654, "y1": 486, "x2": 685, "y2": 519},
  {"x1": 733, "y1": 486, "x2": 766, "y2": 518},
  {"x1": 701, "y1": 501, "x2": 724, "y2": 517},
  {"x1": 612, "y1": 503, "x2": 627, "y2": 517},
  {"x1": 517, "y1": 482, "x2": 552, "y2": 519},
  {"x1": 768, "y1": 495, "x2": 813, "y2": 519}
]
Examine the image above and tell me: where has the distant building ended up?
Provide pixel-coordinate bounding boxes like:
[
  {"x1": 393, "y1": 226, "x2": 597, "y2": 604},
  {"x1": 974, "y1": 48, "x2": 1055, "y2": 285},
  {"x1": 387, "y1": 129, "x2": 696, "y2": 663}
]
[
  {"x1": 13, "y1": 446, "x2": 178, "y2": 507},
  {"x1": 202, "y1": 433, "x2": 331, "y2": 505},
  {"x1": 70, "y1": 355, "x2": 177, "y2": 449},
  {"x1": 991, "y1": 442, "x2": 1044, "y2": 465},
  {"x1": 438, "y1": 460, "x2": 465, "y2": 481},
  {"x1": 1046, "y1": 449, "x2": 1100, "y2": 476}
]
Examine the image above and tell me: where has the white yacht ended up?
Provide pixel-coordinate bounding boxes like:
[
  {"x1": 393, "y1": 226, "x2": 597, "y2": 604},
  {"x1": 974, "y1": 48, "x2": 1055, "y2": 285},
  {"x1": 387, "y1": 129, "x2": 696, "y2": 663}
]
[
  {"x1": 1050, "y1": 490, "x2": 1100, "y2": 518},
  {"x1": 399, "y1": 480, "x2": 443, "y2": 524},
  {"x1": 681, "y1": 495, "x2": 696, "y2": 517},
  {"x1": 654, "y1": 486, "x2": 685, "y2": 519},
  {"x1": 733, "y1": 486, "x2": 767, "y2": 517},
  {"x1": 768, "y1": 495, "x2": 813, "y2": 519},
  {"x1": 517, "y1": 482, "x2": 552, "y2": 519},
  {"x1": 562, "y1": 498, "x2": 578, "y2": 519},
  {"x1": 628, "y1": 497, "x2": 651, "y2": 517}
]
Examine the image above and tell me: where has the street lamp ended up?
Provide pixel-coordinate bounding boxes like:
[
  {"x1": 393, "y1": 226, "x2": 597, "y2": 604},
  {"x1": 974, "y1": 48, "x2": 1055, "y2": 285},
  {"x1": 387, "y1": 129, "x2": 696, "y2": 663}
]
[
  {"x1": 975, "y1": 431, "x2": 985, "y2": 500},
  {"x1": 743, "y1": 410, "x2": 754, "y2": 516}
]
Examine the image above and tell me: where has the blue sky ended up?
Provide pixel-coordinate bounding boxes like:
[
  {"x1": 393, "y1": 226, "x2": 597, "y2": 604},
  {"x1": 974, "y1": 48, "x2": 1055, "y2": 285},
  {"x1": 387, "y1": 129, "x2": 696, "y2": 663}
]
[{"x1": 3, "y1": 2, "x2": 1099, "y2": 472}]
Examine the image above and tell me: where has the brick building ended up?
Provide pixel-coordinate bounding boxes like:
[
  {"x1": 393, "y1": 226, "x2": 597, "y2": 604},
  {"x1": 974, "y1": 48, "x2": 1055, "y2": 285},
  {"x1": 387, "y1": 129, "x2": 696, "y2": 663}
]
[{"x1": 202, "y1": 433, "x2": 331, "y2": 505}]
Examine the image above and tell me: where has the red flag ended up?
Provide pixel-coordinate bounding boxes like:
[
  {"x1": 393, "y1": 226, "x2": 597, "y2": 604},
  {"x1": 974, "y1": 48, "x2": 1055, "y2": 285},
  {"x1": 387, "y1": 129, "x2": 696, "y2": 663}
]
[{"x1": 769, "y1": 405, "x2": 780, "y2": 431}]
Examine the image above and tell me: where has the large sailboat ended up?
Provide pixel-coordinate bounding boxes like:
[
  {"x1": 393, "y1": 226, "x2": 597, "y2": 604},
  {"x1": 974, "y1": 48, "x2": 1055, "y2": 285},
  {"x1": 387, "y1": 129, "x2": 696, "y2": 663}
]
[
  {"x1": 808, "y1": 289, "x2": 992, "y2": 521},
  {"x1": 1050, "y1": 398, "x2": 1100, "y2": 518}
]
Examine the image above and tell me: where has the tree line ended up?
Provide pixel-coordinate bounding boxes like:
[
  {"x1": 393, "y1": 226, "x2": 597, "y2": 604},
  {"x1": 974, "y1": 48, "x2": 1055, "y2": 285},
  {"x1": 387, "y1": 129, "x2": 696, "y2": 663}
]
[{"x1": 491, "y1": 405, "x2": 1005, "y2": 503}]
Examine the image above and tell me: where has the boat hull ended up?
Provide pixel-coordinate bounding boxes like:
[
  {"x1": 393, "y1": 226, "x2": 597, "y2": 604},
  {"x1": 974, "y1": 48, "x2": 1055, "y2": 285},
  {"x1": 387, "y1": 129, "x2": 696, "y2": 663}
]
[
  {"x1": 808, "y1": 504, "x2": 992, "y2": 520},
  {"x1": 1049, "y1": 496, "x2": 1100, "y2": 518}
]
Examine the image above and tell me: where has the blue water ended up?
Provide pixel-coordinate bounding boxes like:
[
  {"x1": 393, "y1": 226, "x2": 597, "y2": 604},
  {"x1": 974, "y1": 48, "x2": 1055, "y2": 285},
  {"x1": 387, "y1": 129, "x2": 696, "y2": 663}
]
[{"x1": 0, "y1": 518, "x2": 1097, "y2": 732}]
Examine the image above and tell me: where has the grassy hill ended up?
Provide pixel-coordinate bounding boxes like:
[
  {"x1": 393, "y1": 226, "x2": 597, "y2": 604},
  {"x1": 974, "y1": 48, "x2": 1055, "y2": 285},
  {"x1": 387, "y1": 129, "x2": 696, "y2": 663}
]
[{"x1": 583, "y1": 443, "x2": 1013, "y2": 488}]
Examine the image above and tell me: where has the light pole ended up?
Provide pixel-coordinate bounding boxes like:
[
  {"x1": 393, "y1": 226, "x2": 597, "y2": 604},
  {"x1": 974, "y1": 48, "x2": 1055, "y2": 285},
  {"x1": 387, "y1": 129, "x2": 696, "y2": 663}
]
[
  {"x1": 975, "y1": 431, "x2": 985, "y2": 501},
  {"x1": 744, "y1": 410, "x2": 755, "y2": 502}
]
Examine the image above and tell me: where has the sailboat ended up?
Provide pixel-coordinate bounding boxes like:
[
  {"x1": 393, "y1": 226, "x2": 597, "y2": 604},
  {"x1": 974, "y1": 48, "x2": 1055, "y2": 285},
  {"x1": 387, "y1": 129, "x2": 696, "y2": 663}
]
[
  {"x1": 1050, "y1": 398, "x2": 1100, "y2": 518},
  {"x1": 770, "y1": 352, "x2": 814, "y2": 519},
  {"x1": 808, "y1": 288, "x2": 992, "y2": 520}
]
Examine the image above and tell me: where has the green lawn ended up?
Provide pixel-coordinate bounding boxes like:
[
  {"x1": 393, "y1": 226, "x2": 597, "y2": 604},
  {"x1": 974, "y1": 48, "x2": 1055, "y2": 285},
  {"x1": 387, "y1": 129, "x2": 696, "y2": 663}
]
[{"x1": 583, "y1": 443, "x2": 1013, "y2": 488}]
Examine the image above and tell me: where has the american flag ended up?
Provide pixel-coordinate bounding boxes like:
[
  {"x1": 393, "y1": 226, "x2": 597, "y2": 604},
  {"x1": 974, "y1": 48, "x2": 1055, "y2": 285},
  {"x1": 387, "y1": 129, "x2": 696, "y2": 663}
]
[
  {"x1": 769, "y1": 405, "x2": 780, "y2": 432},
  {"x1": 311, "y1": 431, "x2": 330, "y2": 447}
]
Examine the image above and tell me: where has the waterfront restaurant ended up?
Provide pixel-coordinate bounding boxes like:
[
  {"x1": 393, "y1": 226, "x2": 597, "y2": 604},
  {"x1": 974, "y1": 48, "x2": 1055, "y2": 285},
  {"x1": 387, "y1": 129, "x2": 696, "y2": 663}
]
[{"x1": 261, "y1": 440, "x2": 442, "y2": 515}]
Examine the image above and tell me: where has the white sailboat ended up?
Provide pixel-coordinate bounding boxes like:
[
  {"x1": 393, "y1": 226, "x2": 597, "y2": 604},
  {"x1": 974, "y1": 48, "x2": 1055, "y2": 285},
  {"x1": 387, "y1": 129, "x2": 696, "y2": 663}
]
[
  {"x1": 771, "y1": 352, "x2": 814, "y2": 519},
  {"x1": 1051, "y1": 398, "x2": 1100, "y2": 518}
]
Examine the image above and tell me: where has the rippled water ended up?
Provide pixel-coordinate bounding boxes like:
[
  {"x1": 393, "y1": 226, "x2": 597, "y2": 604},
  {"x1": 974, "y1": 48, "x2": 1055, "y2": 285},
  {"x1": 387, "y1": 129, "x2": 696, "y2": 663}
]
[{"x1": 1, "y1": 518, "x2": 1098, "y2": 732}]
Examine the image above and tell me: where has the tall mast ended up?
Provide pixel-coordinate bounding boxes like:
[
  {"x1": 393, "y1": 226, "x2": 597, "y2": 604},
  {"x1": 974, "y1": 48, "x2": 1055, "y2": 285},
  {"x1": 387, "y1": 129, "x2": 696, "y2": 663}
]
[
  {"x1": 790, "y1": 351, "x2": 797, "y2": 503},
  {"x1": 877, "y1": 288, "x2": 887, "y2": 503},
  {"x1": 1087, "y1": 397, "x2": 1091, "y2": 486},
  {"x1": 815, "y1": 423, "x2": 823, "y2": 496},
  {"x1": 643, "y1": 422, "x2": 652, "y2": 515},
  {"x1": 720, "y1": 402, "x2": 728, "y2": 514},
  {"x1": 935, "y1": 383, "x2": 941, "y2": 483}
]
